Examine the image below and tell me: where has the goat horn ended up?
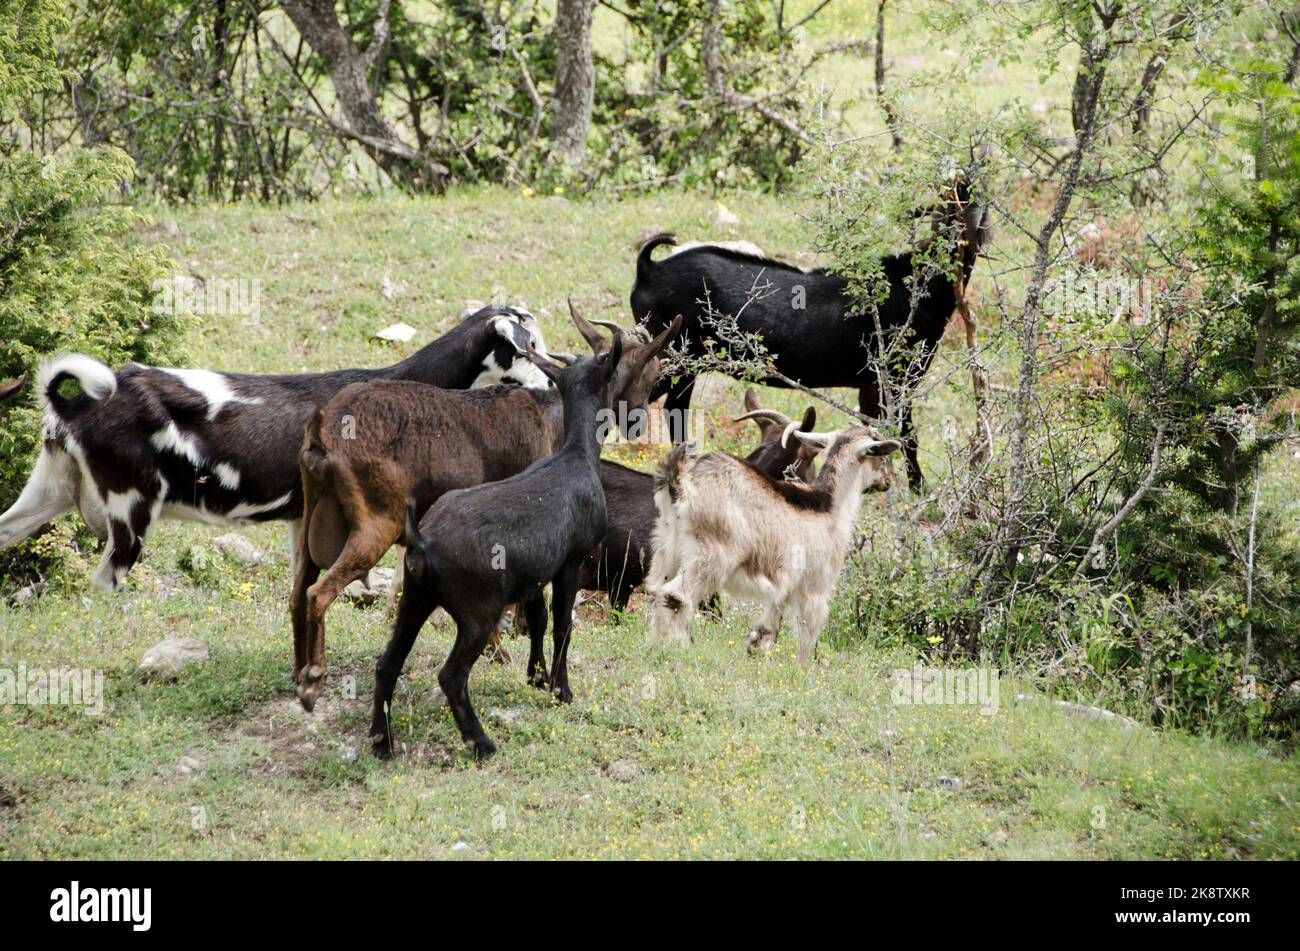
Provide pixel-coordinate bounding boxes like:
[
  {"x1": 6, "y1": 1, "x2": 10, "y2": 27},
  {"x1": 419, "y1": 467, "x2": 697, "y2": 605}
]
[
  {"x1": 733, "y1": 408, "x2": 793, "y2": 428},
  {"x1": 589, "y1": 318, "x2": 634, "y2": 337},
  {"x1": 780, "y1": 420, "x2": 801, "y2": 448}
]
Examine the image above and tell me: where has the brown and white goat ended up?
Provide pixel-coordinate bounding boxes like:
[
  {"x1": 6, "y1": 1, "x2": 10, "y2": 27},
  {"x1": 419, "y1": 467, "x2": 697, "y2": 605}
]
[
  {"x1": 647, "y1": 427, "x2": 901, "y2": 662},
  {"x1": 291, "y1": 306, "x2": 682, "y2": 710}
]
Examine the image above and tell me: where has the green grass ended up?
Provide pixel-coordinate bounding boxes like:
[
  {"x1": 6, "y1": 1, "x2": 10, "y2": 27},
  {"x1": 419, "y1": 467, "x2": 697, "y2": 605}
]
[
  {"x1": 2, "y1": 573, "x2": 1297, "y2": 859},
  {"x1": 1, "y1": 189, "x2": 1297, "y2": 859}
]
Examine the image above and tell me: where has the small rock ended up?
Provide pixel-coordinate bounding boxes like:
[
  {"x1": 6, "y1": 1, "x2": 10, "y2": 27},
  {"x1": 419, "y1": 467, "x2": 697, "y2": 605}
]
[
  {"x1": 936, "y1": 775, "x2": 963, "y2": 791},
  {"x1": 428, "y1": 687, "x2": 448, "y2": 707},
  {"x1": 213, "y1": 533, "x2": 264, "y2": 566},
  {"x1": 14, "y1": 585, "x2": 36, "y2": 606},
  {"x1": 380, "y1": 276, "x2": 406, "y2": 300},
  {"x1": 607, "y1": 759, "x2": 639, "y2": 783},
  {"x1": 487, "y1": 707, "x2": 525, "y2": 724},
  {"x1": 451, "y1": 841, "x2": 469, "y2": 852},
  {"x1": 176, "y1": 756, "x2": 204, "y2": 777},
  {"x1": 139, "y1": 638, "x2": 210, "y2": 679},
  {"x1": 375, "y1": 322, "x2": 417, "y2": 343},
  {"x1": 343, "y1": 567, "x2": 395, "y2": 603},
  {"x1": 983, "y1": 829, "x2": 1008, "y2": 847},
  {"x1": 338, "y1": 745, "x2": 358, "y2": 763}
]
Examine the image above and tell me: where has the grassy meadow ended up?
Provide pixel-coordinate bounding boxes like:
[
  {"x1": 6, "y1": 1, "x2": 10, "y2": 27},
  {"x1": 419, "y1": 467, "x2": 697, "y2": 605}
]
[{"x1": 0, "y1": 190, "x2": 1297, "y2": 859}]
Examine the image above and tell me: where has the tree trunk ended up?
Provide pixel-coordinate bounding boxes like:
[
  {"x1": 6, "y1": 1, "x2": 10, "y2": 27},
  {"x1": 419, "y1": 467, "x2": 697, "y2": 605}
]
[
  {"x1": 551, "y1": 0, "x2": 597, "y2": 168},
  {"x1": 280, "y1": 0, "x2": 446, "y2": 190},
  {"x1": 875, "y1": 0, "x2": 901, "y2": 150}
]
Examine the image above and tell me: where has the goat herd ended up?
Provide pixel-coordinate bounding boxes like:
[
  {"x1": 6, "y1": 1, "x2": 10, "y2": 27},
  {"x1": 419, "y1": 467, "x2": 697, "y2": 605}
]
[{"x1": 0, "y1": 188, "x2": 989, "y2": 758}]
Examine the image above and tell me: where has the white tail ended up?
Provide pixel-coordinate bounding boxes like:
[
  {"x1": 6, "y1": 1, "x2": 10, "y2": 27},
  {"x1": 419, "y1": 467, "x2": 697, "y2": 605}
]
[{"x1": 37, "y1": 354, "x2": 118, "y2": 408}]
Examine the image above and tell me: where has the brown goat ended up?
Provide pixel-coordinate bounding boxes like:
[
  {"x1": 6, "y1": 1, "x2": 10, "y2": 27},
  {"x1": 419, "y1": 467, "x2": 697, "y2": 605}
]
[{"x1": 290, "y1": 305, "x2": 682, "y2": 710}]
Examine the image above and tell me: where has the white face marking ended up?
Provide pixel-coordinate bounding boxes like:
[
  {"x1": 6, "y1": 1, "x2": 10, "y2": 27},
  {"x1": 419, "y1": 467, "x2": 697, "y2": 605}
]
[
  {"x1": 158, "y1": 367, "x2": 263, "y2": 421},
  {"x1": 474, "y1": 315, "x2": 555, "y2": 390}
]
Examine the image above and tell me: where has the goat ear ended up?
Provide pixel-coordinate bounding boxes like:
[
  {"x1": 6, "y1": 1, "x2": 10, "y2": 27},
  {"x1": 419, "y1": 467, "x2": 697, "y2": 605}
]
[
  {"x1": 601, "y1": 334, "x2": 624, "y2": 381},
  {"x1": 800, "y1": 405, "x2": 816, "y2": 434},
  {"x1": 858, "y1": 439, "x2": 903, "y2": 459},
  {"x1": 634, "y1": 314, "x2": 683, "y2": 368},
  {"x1": 743, "y1": 387, "x2": 760, "y2": 413},
  {"x1": 567, "y1": 298, "x2": 608, "y2": 353}
]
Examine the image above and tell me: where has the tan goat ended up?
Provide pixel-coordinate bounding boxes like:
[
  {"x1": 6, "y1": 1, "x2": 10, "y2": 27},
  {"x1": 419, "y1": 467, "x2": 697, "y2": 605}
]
[{"x1": 647, "y1": 427, "x2": 901, "y2": 662}]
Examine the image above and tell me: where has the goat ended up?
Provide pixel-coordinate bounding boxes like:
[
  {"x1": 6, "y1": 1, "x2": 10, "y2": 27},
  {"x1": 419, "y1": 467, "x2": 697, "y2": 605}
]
[
  {"x1": 629, "y1": 179, "x2": 991, "y2": 490},
  {"x1": 578, "y1": 388, "x2": 819, "y2": 612},
  {"x1": 647, "y1": 427, "x2": 902, "y2": 663},
  {"x1": 0, "y1": 306, "x2": 552, "y2": 591},
  {"x1": 292, "y1": 307, "x2": 681, "y2": 710},
  {"x1": 371, "y1": 340, "x2": 625, "y2": 759}
]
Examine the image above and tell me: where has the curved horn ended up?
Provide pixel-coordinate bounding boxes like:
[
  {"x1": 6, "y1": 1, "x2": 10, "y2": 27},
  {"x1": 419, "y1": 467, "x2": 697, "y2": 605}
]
[
  {"x1": 589, "y1": 318, "x2": 635, "y2": 337},
  {"x1": 733, "y1": 408, "x2": 793, "y2": 429},
  {"x1": 567, "y1": 297, "x2": 607, "y2": 351},
  {"x1": 780, "y1": 420, "x2": 800, "y2": 448}
]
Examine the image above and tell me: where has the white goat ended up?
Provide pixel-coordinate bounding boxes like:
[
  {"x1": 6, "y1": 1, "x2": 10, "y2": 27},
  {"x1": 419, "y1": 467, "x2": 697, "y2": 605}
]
[{"x1": 647, "y1": 427, "x2": 901, "y2": 662}]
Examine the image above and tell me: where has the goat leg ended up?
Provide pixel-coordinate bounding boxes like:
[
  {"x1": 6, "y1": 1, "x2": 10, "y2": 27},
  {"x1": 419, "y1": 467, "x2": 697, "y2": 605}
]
[
  {"x1": 522, "y1": 592, "x2": 549, "y2": 688},
  {"x1": 547, "y1": 565, "x2": 582, "y2": 704},
  {"x1": 438, "y1": 612, "x2": 500, "y2": 759},
  {"x1": 370, "y1": 583, "x2": 438, "y2": 759}
]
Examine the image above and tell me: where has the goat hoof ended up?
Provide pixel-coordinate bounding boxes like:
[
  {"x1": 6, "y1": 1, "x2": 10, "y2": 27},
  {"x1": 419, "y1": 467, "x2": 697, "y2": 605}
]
[
  {"x1": 296, "y1": 678, "x2": 322, "y2": 712},
  {"x1": 467, "y1": 737, "x2": 497, "y2": 760},
  {"x1": 370, "y1": 732, "x2": 393, "y2": 759},
  {"x1": 550, "y1": 683, "x2": 573, "y2": 704}
]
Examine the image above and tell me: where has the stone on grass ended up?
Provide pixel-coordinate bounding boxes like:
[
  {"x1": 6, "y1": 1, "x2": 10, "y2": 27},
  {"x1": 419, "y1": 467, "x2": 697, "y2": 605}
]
[
  {"x1": 343, "y1": 567, "x2": 395, "y2": 604},
  {"x1": 607, "y1": 759, "x2": 639, "y2": 783},
  {"x1": 139, "y1": 638, "x2": 210, "y2": 679},
  {"x1": 176, "y1": 757, "x2": 204, "y2": 777},
  {"x1": 213, "y1": 533, "x2": 264, "y2": 566}
]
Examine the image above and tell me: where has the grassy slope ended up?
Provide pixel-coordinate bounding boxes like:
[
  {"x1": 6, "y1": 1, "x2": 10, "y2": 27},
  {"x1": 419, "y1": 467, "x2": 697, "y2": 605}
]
[{"x1": 1, "y1": 190, "x2": 1296, "y2": 859}]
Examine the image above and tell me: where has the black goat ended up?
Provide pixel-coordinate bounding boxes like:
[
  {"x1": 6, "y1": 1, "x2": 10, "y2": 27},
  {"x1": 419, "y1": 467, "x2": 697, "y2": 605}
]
[
  {"x1": 629, "y1": 183, "x2": 991, "y2": 490},
  {"x1": 372, "y1": 339, "x2": 625, "y2": 759},
  {"x1": 577, "y1": 389, "x2": 820, "y2": 612},
  {"x1": 0, "y1": 306, "x2": 550, "y2": 590}
]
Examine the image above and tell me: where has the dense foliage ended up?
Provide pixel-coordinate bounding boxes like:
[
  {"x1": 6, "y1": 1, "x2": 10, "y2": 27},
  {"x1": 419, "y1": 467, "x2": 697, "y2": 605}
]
[{"x1": 0, "y1": 0, "x2": 184, "y2": 585}]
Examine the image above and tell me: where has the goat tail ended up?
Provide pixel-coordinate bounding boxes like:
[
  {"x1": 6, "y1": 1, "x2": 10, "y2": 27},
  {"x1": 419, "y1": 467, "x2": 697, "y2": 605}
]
[
  {"x1": 653, "y1": 441, "x2": 695, "y2": 507},
  {"x1": 636, "y1": 232, "x2": 677, "y2": 283},
  {"x1": 402, "y1": 498, "x2": 422, "y2": 551},
  {"x1": 36, "y1": 354, "x2": 117, "y2": 419},
  {"x1": 301, "y1": 408, "x2": 333, "y2": 484}
]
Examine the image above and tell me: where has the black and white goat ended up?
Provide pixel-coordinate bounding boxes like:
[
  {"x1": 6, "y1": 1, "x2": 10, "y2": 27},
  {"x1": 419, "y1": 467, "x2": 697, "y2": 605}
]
[
  {"x1": 647, "y1": 426, "x2": 901, "y2": 663},
  {"x1": 0, "y1": 306, "x2": 551, "y2": 591},
  {"x1": 372, "y1": 340, "x2": 625, "y2": 759},
  {"x1": 630, "y1": 180, "x2": 991, "y2": 490}
]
